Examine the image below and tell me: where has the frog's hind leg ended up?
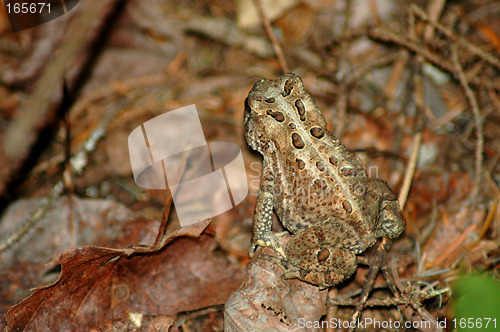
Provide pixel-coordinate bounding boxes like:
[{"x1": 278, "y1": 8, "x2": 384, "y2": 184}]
[{"x1": 261, "y1": 222, "x2": 358, "y2": 289}]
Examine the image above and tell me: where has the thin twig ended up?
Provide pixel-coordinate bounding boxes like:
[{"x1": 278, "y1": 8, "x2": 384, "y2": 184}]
[
  {"x1": 398, "y1": 59, "x2": 426, "y2": 209},
  {"x1": 62, "y1": 81, "x2": 77, "y2": 248},
  {"x1": 382, "y1": 266, "x2": 446, "y2": 329},
  {"x1": 345, "y1": 53, "x2": 401, "y2": 87},
  {"x1": 150, "y1": 149, "x2": 190, "y2": 251},
  {"x1": 398, "y1": 132, "x2": 421, "y2": 210},
  {"x1": 410, "y1": 4, "x2": 500, "y2": 69},
  {"x1": 348, "y1": 238, "x2": 390, "y2": 332},
  {"x1": 329, "y1": 288, "x2": 447, "y2": 307},
  {"x1": 334, "y1": 0, "x2": 352, "y2": 138},
  {"x1": 367, "y1": 26, "x2": 498, "y2": 90},
  {"x1": 427, "y1": 224, "x2": 477, "y2": 268},
  {"x1": 325, "y1": 288, "x2": 339, "y2": 332},
  {"x1": 478, "y1": 197, "x2": 498, "y2": 241},
  {"x1": 422, "y1": 0, "x2": 446, "y2": 41},
  {"x1": 451, "y1": 43, "x2": 484, "y2": 202},
  {"x1": 252, "y1": 0, "x2": 289, "y2": 73}
]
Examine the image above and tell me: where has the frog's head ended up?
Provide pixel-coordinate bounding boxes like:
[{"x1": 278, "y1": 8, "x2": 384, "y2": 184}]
[{"x1": 244, "y1": 73, "x2": 328, "y2": 154}]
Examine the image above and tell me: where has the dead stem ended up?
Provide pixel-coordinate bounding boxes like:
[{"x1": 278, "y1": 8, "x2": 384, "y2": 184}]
[
  {"x1": 410, "y1": 4, "x2": 500, "y2": 69},
  {"x1": 252, "y1": 0, "x2": 289, "y2": 73},
  {"x1": 398, "y1": 132, "x2": 421, "y2": 209},
  {"x1": 347, "y1": 238, "x2": 390, "y2": 332},
  {"x1": 451, "y1": 43, "x2": 484, "y2": 203}
]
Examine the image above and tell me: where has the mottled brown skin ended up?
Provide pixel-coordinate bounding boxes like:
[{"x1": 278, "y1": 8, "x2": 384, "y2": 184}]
[{"x1": 244, "y1": 73, "x2": 405, "y2": 289}]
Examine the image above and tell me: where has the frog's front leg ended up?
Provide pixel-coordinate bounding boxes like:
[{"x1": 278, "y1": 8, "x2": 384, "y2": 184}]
[{"x1": 249, "y1": 165, "x2": 288, "y2": 258}]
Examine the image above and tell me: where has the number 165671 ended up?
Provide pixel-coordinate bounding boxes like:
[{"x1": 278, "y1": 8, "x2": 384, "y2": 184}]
[
  {"x1": 6, "y1": 2, "x2": 51, "y2": 14},
  {"x1": 452, "y1": 318, "x2": 496, "y2": 329}
]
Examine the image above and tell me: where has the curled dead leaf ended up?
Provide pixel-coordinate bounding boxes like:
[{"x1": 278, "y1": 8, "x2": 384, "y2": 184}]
[{"x1": 6, "y1": 220, "x2": 244, "y2": 331}]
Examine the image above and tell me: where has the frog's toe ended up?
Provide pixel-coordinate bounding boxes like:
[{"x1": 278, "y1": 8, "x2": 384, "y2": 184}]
[
  {"x1": 274, "y1": 231, "x2": 289, "y2": 239},
  {"x1": 260, "y1": 254, "x2": 297, "y2": 276},
  {"x1": 262, "y1": 254, "x2": 335, "y2": 289},
  {"x1": 266, "y1": 237, "x2": 287, "y2": 258},
  {"x1": 250, "y1": 232, "x2": 287, "y2": 258},
  {"x1": 249, "y1": 243, "x2": 258, "y2": 257}
]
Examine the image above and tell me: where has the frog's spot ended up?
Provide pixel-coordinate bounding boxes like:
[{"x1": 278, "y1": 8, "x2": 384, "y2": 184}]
[
  {"x1": 291, "y1": 133, "x2": 305, "y2": 149},
  {"x1": 341, "y1": 167, "x2": 354, "y2": 177},
  {"x1": 296, "y1": 159, "x2": 305, "y2": 170},
  {"x1": 295, "y1": 99, "x2": 306, "y2": 121},
  {"x1": 329, "y1": 156, "x2": 338, "y2": 165},
  {"x1": 342, "y1": 200, "x2": 352, "y2": 214},
  {"x1": 313, "y1": 179, "x2": 327, "y2": 191},
  {"x1": 316, "y1": 162, "x2": 325, "y2": 172},
  {"x1": 282, "y1": 79, "x2": 294, "y2": 96},
  {"x1": 266, "y1": 110, "x2": 284, "y2": 122}
]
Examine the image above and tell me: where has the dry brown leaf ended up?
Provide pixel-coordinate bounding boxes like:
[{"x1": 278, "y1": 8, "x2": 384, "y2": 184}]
[
  {"x1": 0, "y1": 197, "x2": 141, "y2": 269},
  {"x1": 6, "y1": 222, "x2": 244, "y2": 331}
]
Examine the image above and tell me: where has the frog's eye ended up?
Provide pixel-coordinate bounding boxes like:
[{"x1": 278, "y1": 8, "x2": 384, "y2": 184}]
[
  {"x1": 244, "y1": 97, "x2": 252, "y2": 115},
  {"x1": 265, "y1": 97, "x2": 275, "y2": 103},
  {"x1": 317, "y1": 248, "x2": 330, "y2": 262},
  {"x1": 310, "y1": 127, "x2": 325, "y2": 139}
]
